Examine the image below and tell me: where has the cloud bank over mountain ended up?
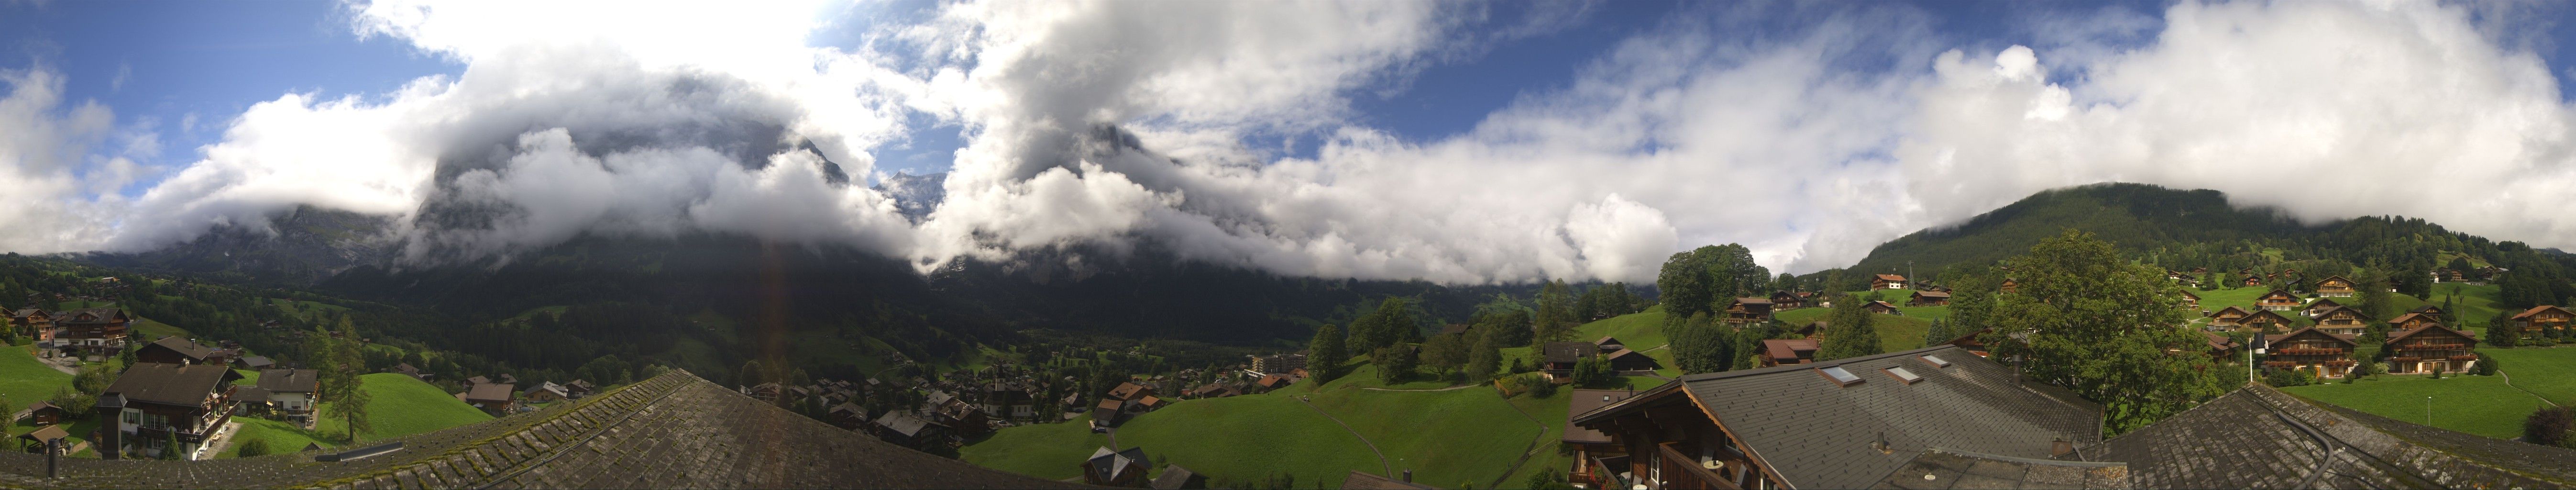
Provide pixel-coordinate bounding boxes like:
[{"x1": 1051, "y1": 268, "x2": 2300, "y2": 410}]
[{"x1": 8, "y1": 0, "x2": 2576, "y2": 283}]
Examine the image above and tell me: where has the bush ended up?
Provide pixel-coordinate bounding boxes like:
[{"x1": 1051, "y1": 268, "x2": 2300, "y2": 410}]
[
  {"x1": 2528, "y1": 406, "x2": 2574, "y2": 447},
  {"x1": 2262, "y1": 368, "x2": 2315, "y2": 388},
  {"x1": 235, "y1": 439, "x2": 271, "y2": 457}
]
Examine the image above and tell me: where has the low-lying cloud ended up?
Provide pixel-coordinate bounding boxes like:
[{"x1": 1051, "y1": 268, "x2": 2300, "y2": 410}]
[{"x1": 7, "y1": 0, "x2": 2576, "y2": 284}]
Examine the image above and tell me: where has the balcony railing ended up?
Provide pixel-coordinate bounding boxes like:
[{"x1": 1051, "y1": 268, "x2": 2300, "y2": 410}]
[
  {"x1": 2274, "y1": 347, "x2": 2347, "y2": 356},
  {"x1": 1586, "y1": 456, "x2": 1628, "y2": 490},
  {"x1": 2448, "y1": 355, "x2": 2480, "y2": 362},
  {"x1": 1655, "y1": 443, "x2": 1745, "y2": 490}
]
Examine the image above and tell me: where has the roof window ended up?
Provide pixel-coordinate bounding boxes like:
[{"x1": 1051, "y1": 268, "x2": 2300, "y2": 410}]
[
  {"x1": 1818, "y1": 366, "x2": 1864, "y2": 387},
  {"x1": 1884, "y1": 367, "x2": 1922, "y2": 384},
  {"x1": 1920, "y1": 355, "x2": 1951, "y2": 368}
]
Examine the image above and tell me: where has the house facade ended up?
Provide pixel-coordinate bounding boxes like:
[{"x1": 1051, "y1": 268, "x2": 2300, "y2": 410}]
[
  {"x1": 98, "y1": 363, "x2": 244, "y2": 460},
  {"x1": 2263, "y1": 328, "x2": 2357, "y2": 379},
  {"x1": 1870, "y1": 274, "x2": 1907, "y2": 290},
  {"x1": 2209, "y1": 306, "x2": 2253, "y2": 329},
  {"x1": 2310, "y1": 307, "x2": 2375, "y2": 336},
  {"x1": 2387, "y1": 312, "x2": 2444, "y2": 331},
  {"x1": 2255, "y1": 290, "x2": 2301, "y2": 311},
  {"x1": 55, "y1": 308, "x2": 129, "y2": 354},
  {"x1": 255, "y1": 368, "x2": 322, "y2": 424},
  {"x1": 9, "y1": 309, "x2": 50, "y2": 342},
  {"x1": 1768, "y1": 291, "x2": 1805, "y2": 310},
  {"x1": 1722, "y1": 298, "x2": 1774, "y2": 325},
  {"x1": 2315, "y1": 275, "x2": 2356, "y2": 297},
  {"x1": 2510, "y1": 305, "x2": 2574, "y2": 334},
  {"x1": 2176, "y1": 290, "x2": 2199, "y2": 310},
  {"x1": 2241, "y1": 309, "x2": 2295, "y2": 332},
  {"x1": 2382, "y1": 325, "x2": 2478, "y2": 374}
]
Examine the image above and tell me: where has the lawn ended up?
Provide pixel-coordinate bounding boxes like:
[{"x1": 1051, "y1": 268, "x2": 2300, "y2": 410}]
[
  {"x1": 1575, "y1": 307, "x2": 1668, "y2": 349},
  {"x1": 2280, "y1": 374, "x2": 2548, "y2": 440},
  {"x1": 0, "y1": 346, "x2": 72, "y2": 407},
  {"x1": 1097, "y1": 392, "x2": 1379, "y2": 488},
  {"x1": 217, "y1": 373, "x2": 493, "y2": 457},
  {"x1": 2484, "y1": 346, "x2": 2576, "y2": 406},
  {"x1": 129, "y1": 317, "x2": 193, "y2": 343},
  {"x1": 958, "y1": 413, "x2": 1112, "y2": 479},
  {"x1": 1308, "y1": 385, "x2": 1554, "y2": 488},
  {"x1": 1775, "y1": 309, "x2": 1931, "y2": 351},
  {"x1": 2430, "y1": 283, "x2": 2506, "y2": 331}
]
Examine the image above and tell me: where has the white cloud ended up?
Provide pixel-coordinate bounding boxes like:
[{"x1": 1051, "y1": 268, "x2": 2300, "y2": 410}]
[{"x1": 20, "y1": 0, "x2": 2576, "y2": 286}]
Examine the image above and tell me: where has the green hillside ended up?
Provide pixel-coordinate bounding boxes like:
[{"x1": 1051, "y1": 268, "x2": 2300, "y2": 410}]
[{"x1": 218, "y1": 373, "x2": 493, "y2": 457}]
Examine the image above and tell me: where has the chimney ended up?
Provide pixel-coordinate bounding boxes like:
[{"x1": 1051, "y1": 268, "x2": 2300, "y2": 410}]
[
  {"x1": 45, "y1": 438, "x2": 57, "y2": 479},
  {"x1": 1401, "y1": 470, "x2": 1412, "y2": 482}
]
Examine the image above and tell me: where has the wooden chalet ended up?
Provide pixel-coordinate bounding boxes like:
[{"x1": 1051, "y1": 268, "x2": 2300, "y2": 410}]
[
  {"x1": 1943, "y1": 328, "x2": 1995, "y2": 357},
  {"x1": 1565, "y1": 389, "x2": 1641, "y2": 485},
  {"x1": 134, "y1": 336, "x2": 226, "y2": 366},
  {"x1": 929, "y1": 393, "x2": 988, "y2": 436},
  {"x1": 8, "y1": 309, "x2": 50, "y2": 342},
  {"x1": 2175, "y1": 290, "x2": 2199, "y2": 310},
  {"x1": 2263, "y1": 327, "x2": 2357, "y2": 379},
  {"x1": 2382, "y1": 325, "x2": 2478, "y2": 375},
  {"x1": 2314, "y1": 275, "x2": 2356, "y2": 297},
  {"x1": 1568, "y1": 346, "x2": 2103, "y2": 490},
  {"x1": 872, "y1": 412, "x2": 949, "y2": 449},
  {"x1": 1543, "y1": 342, "x2": 1597, "y2": 377},
  {"x1": 1081, "y1": 447, "x2": 1152, "y2": 487},
  {"x1": 55, "y1": 308, "x2": 129, "y2": 354},
  {"x1": 2509, "y1": 305, "x2": 2574, "y2": 334},
  {"x1": 2385, "y1": 312, "x2": 2443, "y2": 332},
  {"x1": 1187, "y1": 382, "x2": 1239, "y2": 399},
  {"x1": 463, "y1": 382, "x2": 516, "y2": 416},
  {"x1": 2000, "y1": 278, "x2": 2020, "y2": 294},
  {"x1": 1722, "y1": 298, "x2": 1774, "y2": 325},
  {"x1": 2309, "y1": 306, "x2": 2375, "y2": 336},
  {"x1": 2302, "y1": 298, "x2": 2343, "y2": 318},
  {"x1": 14, "y1": 425, "x2": 65, "y2": 454},
  {"x1": 1906, "y1": 290, "x2": 1949, "y2": 306},
  {"x1": 2254, "y1": 290, "x2": 2301, "y2": 312},
  {"x1": 826, "y1": 403, "x2": 868, "y2": 430},
  {"x1": 2204, "y1": 333, "x2": 2244, "y2": 360},
  {"x1": 2241, "y1": 309, "x2": 2296, "y2": 332},
  {"x1": 1253, "y1": 374, "x2": 1293, "y2": 392},
  {"x1": 1604, "y1": 348, "x2": 1660, "y2": 372},
  {"x1": 98, "y1": 363, "x2": 244, "y2": 460},
  {"x1": 1768, "y1": 291, "x2": 1805, "y2": 310},
  {"x1": 1755, "y1": 338, "x2": 1819, "y2": 368},
  {"x1": 2208, "y1": 306, "x2": 2250, "y2": 329},
  {"x1": 23, "y1": 401, "x2": 61, "y2": 426},
  {"x1": 1090, "y1": 400, "x2": 1124, "y2": 429},
  {"x1": 1870, "y1": 274, "x2": 1907, "y2": 290},
  {"x1": 255, "y1": 368, "x2": 322, "y2": 424},
  {"x1": 1862, "y1": 301, "x2": 1900, "y2": 315},
  {"x1": 2408, "y1": 305, "x2": 2447, "y2": 318},
  {"x1": 2242, "y1": 276, "x2": 2263, "y2": 287},
  {"x1": 1107, "y1": 382, "x2": 1155, "y2": 401}
]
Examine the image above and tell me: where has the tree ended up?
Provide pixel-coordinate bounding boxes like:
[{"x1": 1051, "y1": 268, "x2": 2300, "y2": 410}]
[
  {"x1": 1474, "y1": 295, "x2": 1534, "y2": 347},
  {"x1": 1374, "y1": 345, "x2": 1417, "y2": 385},
  {"x1": 1657, "y1": 251, "x2": 1714, "y2": 323},
  {"x1": 1815, "y1": 294, "x2": 1881, "y2": 362},
  {"x1": 2529, "y1": 406, "x2": 2574, "y2": 447},
  {"x1": 2445, "y1": 256, "x2": 2474, "y2": 273},
  {"x1": 236, "y1": 438, "x2": 273, "y2": 457},
  {"x1": 160, "y1": 431, "x2": 183, "y2": 460},
  {"x1": 1986, "y1": 230, "x2": 2225, "y2": 436},
  {"x1": 2439, "y1": 294, "x2": 2460, "y2": 325},
  {"x1": 1308, "y1": 324, "x2": 1350, "y2": 383},
  {"x1": 1669, "y1": 313, "x2": 1730, "y2": 374},
  {"x1": 1419, "y1": 334, "x2": 1467, "y2": 379},
  {"x1": 2487, "y1": 311, "x2": 2520, "y2": 347},
  {"x1": 1571, "y1": 355, "x2": 1614, "y2": 388},
  {"x1": 2355, "y1": 266, "x2": 2393, "y2": 319},
  {"x1": 1574, "y1": 287, "x2": 1601, "y2": 322},
  {"x1": 341, "y1": 378, "x2": 374, "y2": 442},
  {"x1": 1534, "y1": 281, "x2": 1577, "y2": 345},
  {"x1": 1465, "y1": 329, "x2": 1502, "y2": 384}
]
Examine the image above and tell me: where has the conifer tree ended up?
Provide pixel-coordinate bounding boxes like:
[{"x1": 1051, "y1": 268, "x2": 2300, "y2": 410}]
[
  {"x1": 1815, "y1": 294, "x2": 1881, "y2": 361},
  {"x1": 1308, "y1": 324, "x2": 1349, "y2": 383}
]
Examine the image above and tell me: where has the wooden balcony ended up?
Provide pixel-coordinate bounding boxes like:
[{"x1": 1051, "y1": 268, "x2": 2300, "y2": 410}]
[
  {"x1": 2274, "y1": 347, "x2": 2347, "y2": 356},
  {"x1": 1586, "y1": 455, "x2": 1629, "y2": 490},
  {"x1": 1650, "y1": 442, "x2": 1745, "y2": 490}
]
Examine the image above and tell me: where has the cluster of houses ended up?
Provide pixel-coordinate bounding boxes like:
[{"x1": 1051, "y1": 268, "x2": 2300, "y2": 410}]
[
  {"x1": 9, "y1": 307, "x2": 135, "y2": 357},
  {"x1": 836, "y1": 356, "x2": 1310, "y2": 453},
  {"x1": 1540, "y1": 337, "x2": 1662, "y2": 380}
]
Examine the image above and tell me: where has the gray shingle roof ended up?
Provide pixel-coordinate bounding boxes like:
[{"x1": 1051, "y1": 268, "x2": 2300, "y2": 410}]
[
  {"x1": 1867, "y1": 447, "x2": 2129, "y2": 489},
  {"x1": 1670, "y1": 345, "x2": 2103, "y2": 490},
  {"x1": 256, "y1": 368, "x2": 320, "y2": 393},
  {"x1": 101, "y1": 363, "x2": 240, "y2": 407},
  {"x1": 2093, "y1": 384, "x2": 2576, "y2": 489}
]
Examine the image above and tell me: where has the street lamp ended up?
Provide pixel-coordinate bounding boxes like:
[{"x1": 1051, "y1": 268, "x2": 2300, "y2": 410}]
[{"x1": 2425, "y1": 396, "x2": 2433, "y2": 425}]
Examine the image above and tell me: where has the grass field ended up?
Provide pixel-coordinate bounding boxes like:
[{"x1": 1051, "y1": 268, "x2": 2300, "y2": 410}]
[
  {"x1": 0, "y1": 346, "x2": 72, "y2": 408},
  {"x1": 2280, "y1": 374, "x2": 2547, "y2": 440},
  {"x1": 1575, "y1": 307, "x2": 1667, "y2": 349},
  {"x1": 1308, "y1": 384, "x2": 1555, "y2": 488},
  {"x1": 2484, "y1": 347, "x2": 2576, "y2": 405},
  {"x1": 958, "y1": 414, "x2": 1112, "y2": 479},
  {"x1": 2430, "y1": 283, "x2": 2506, "y2": 332},
  {"x1": 1091, "y1": 393, "x2": 1378, "y2": 486},
  {"x1": 1775, "y1": 308, "x2": 1933, "y2": 351},
  {"x1": 217, "y1": 373, "x2": 493, "y2": 457}
]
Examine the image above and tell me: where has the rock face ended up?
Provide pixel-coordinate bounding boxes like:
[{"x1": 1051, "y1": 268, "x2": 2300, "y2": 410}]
[{"x1": 0, "y1": 371, "x2": 1087, "y2": 489}]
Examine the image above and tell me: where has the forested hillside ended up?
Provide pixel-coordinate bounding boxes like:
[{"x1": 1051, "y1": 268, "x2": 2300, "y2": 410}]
[{"x1": 1811, "y1": 183, "x2": 2576, "y2": 310}]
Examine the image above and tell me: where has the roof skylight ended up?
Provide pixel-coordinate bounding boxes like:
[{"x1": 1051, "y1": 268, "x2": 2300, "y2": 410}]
[
  {"x1": 1920, "y1": 355, "x2": 1951, "y2": 368},
  {"x1": 1818, "y1": 366, "x2": 1863, "y2": 386},
  {"x1": 1885, "y1": 367, "x2": 1922, "y2": 384}
]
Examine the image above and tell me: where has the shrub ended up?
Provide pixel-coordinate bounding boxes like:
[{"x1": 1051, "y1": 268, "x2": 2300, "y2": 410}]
[
  {"x1": 2528, "y1": 406, "x2": 2574, "y2": 447},
  {"x1": 235, "y1": 439, "x2": 271, "y2": 457},
  {"x1": 2471, "y1": 352, "x2": 2499, "y2": 376}
]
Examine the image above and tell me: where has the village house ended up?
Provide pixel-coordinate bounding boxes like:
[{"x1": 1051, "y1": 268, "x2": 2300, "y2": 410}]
[
  {"x1": 564, "y1": 379, "x2": 595, "y2": 398},
  {"x1": 2302, "y1": 298, "x2": 2344, "y2": 317},
  {"x1": 1943, "y1": 328, "x2": 1996, "y2": 357},
  {"x1": 2314, "y1": 275, "x2": 2356, "y2": 297},
  {"x1": 1090, "y1": 400, "x2": 1123, "y2": 429},
  {"x1": 1080, "y1": 446, "x2": 1152, "y2": 487},
  {"x1": 1542, "y1": 342, "x2": 1597, "y2": 379},
  {"x1": 2255, "y1": 290, "x2": 2301, "y2": 312},
  {"x1": 1721, "y1": 297, "x2": 1774, "y2": 325},
  {"x1": 1755, "y1": 338, "x2": 1820, "y2": 368},
  {"x1": 2510, "y1": 305, "x2": 2574, "y2": 334},
  {"x1": 2000, "y1": 278, "x2": 2020, "y2": 294},
  {"x1": 928, "y1": 393, "x2": 989, "y2": 436},
  {"x1": 1187, "y1": 382, "x2": 1238, "y2": 399},
  {"x1": 981, "y1": 383, "x2": 1036, "y2": 421},
  {"x1": 1768, "y1": 290, "x2": 1805, "y2": 310},
  {"x1": 462, "y1": 382, "x2": 516, "y2": 416},
  {"x1": 1569, "y1": 346, "x2": 2104, "y2": 490},
  {"x1": 2175, "y1": 290, "x2": 2199, "y2": 310},
  {"x1": 1248, "y1": 353, "x2": 1307, "y2": 375},
  {"x1": 2241, "y1": 309, "x2": 2296, "y2": 333},
  {"x1": 2382, "y1": 325, "x2": 2478, "y2": 374},
  {"x1": 23, "y1": 401, "x2": 62, "y2": 426},
  {"x1": 98, "y1": 363, "x2": 245, "y2": 460},
  {"x1": 134, "y1": 336, "x2": 226, "y2": 366},
  {"x1": 1870, "y1": 274, "x2": 1908, "y2": 290},
  {"x1": 255, "y1": 368, "x2": 321, "y2": 425},
  {"x1": 872, "y1": 412, "x2": 949, "y2": 449},
  {"x1": 527, "y1": 381, "x2": 571, "y2": 403},
  {"x1": 2310, "y1": 306, "x2": 2376, "y2": 336},
  {"x1": 1862, "y1": 300, "x2": 1900, "y2": 315},
  {"x1": 1563, "y1": 389, "x2": 1640, "y2": 486},
  {"x1": 2242, "y1": 275, "x2": 2263, "y2": 287},
  {"x1": 2207, "y1": 306, "x2": 2253, "y2": 329},
  {"x1": 1107, "y1": 382, "x2": 1155, "y2": 402},
  {"x1": 2205, "y1": 333, "x2": 2244, "y2": 360},
  {"x1": 2379, "y1": 313, "x2": 2437, "y2": 333},
  {"x1": 8, "y1": 308, "x2": 50, "y2": 342},
  {"x1": 1907, "y1": 290, "x2": 1949, "y2": 306},
  {"x1": 2264, "y1": 327, "x2": 2358, "y2": 379},
  {"x1": 55, "y1": 308, "x2": 129, "y2": 355},
  {"x1": 827, "y1": 402, "x2": 868, "y2": 430}
]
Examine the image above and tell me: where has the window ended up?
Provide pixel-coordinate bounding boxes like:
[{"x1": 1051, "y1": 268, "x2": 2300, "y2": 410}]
[
  {"x1": 1884, "y1": 367, "x2": 1922, "y2": 384},
  {"x1": 1818, "y1": 366, "x2": 1863, "y2": 387},
  {"x1": 121, "y1": 410, "x2": 139, "y2": 425},
  {"x1": 1919, "y1": 355, "x2": 1951, "y2": 368}
]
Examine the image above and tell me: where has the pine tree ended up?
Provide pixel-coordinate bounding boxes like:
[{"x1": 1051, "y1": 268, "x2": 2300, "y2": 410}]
[
  {"x1": 1815, "y1": 294, "x2": 1881, "y2": 361},
  {"x1": 1308, "y1": 324, "x2": 1349, "y2": 383}
]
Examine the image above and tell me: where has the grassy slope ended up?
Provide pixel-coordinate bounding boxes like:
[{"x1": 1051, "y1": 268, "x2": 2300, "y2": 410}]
[
  {"x1": 217, "y1": 373, "x2": 493, "y2": 457},
  {"x1": 2280, "y1": 375, "x2": 2545, "y2": 440},
  {"x1": 0, "y1": 346, "x2": 72, "y2": 407},
  {"x1": 1775, "y1": 308, "x2": 1934, "y2": 352},
  {"x1": 958, "y1": 414, "x2": 1113, "y2": 479},
  {"x1": 1098, "y1": 393, "x2": 1380, "y2": 487},
  {"x1": 2484, "y1": 347, "x2": 2576, "y2": 406},
  {"x1": 1309, "y1": 385, "x2": 1553, "y2": 488}
]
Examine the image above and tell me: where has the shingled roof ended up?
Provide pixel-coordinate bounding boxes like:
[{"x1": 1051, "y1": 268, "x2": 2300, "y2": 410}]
[
  {"x1": 143, "y1": 335, "x2": 219, "y2": 361},
  {"x1": 1578, "y1": 345, "x2": 2102, "y2": 490},
  {"x1": 1562, "y1": 389, "x2": 1636, "y2": 445},
  {"x1": 2090, "y1": 383, "x2": 2576, "y2": 488},
  {"x1": 255, "y1": 368, "x2": 320, "y2": 394},
  {"x1": 101, "y1": 363, "x2": 242, "y2": 407}
]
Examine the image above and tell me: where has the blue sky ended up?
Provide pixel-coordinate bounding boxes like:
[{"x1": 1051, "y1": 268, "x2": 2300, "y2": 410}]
[{"x1": 7, "y1": 1, "x2": 2576, "y2": 282}]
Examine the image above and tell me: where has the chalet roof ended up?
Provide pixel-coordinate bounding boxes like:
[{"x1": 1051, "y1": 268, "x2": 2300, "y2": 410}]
[
  {"x1": 2211, "y1": 305, "x2": 2251, "y2": 317},
  {"x1": 466, "y1": 382, "x2": 516, "y2": 403},
  {"x1": 1342, "y1": 470, "x2": 1436, "y2": 490},
  {"x1": 1760, "y1": 338, "x2": 1820, "y2": 361},
  {"x1": 1594, "y1": 336, "x2": 1624, "y2": 348},
  {"x1": 1108, "y1": 382, "x2": 1149, "y2": 400},
  {"x1": 874, "y1": 412, "x2": 941, "y2": 437},
  {"x1": 14, "y1": 425, "x2": 66, "y2": 445},
  {"x1": 535, "y1": 382, "x2": 570, "y2": 398},
  {"x1": 103, "y1": 363, "x2": 242, "y2": 407},
  {"x1": 237, "y1": 356, "x2": 275, "y2": 369},
  {"x1": 230, "y1": 385, "x2": 271, "y2": 401},
  {"x1": 1256, "y1": 374, "x2": 1291, "y2": 388},
  {"x1": 2311, "y1": 306, "x2": 2375, "y2": 323},
  {"x1": 2305, "y1": 298, "x2": 2341, "y2": 308},
  {"x1": 1542, "y1": 342, "x2": 1595, "y2": 364},
  {"x1": 55, "y1": 308, "x2": 124, "y2": 325},
  {"x1": 1866, "y1": 300, "x2": 1899, "y2": 309},
  {"x1": 1602, "y1": 348, "x2": 1650, "y2": 363},
  {"x1": 1086, "y1": 447, "x2": 1150, "y2": 483},
  {"x1": 1874, "y1": 274, "x2": 1907, "y2": 281},
  {"x1": 2316, "y1": 275, "x2": 2353, "y2": 285},
  {"x1": 143, "y1": 335, "x2": 220, "y2": 361},
  {"x1": 2385, "y1": 312, "x2": 2439, "y2": 326},
  {"x1": 1578, "y1": 345, "x2": 2100, "y2": 490},
  {"x1": 1911, "y1": 290, "x2": 1951, "y2": 299},
  {"x1": 1732, "y1": 297, "x2": 1772, "y2": 305},
  {"x1": 1563, "y1": 389, "x2": 1637, "y2": 445},
  {"x1": 1150, "y1": 465, "x2": 1200, "y2": 490},
  {"x1": 2510, "y1": 305, "x2": 2574, "y2": 320},
  {"x1": 2409, "y1": 305, "x2": 2446, "y2": 314},
  {"x1": 2092, "y1": 384, "x2": 2576, "y2": 488},
  {"x1": 9, "y1": 309, "x2": 44, "y2": 319},
  {"x1": 1868, "y1": 447, "x2": 2129, "y2": 489},
  {"x1": 256, "y1": 369, "x2": 320, "y2": 394},
  {"x1": 2385, "y1": 324, "x2": 2478, "y2": 345},
  {"x1": 2256, "y1": 290, "x2": 2298, "y2": 301},
  {"x1": 2203, "y1": 333, "x2": 2235, "y2": 351},
  {"x1": 2242, "y1": 309, "x2": 2294, "y2": 325},
  {"x1": 2274, "y1": 327, "x2": 2357, "y2": 347}
]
